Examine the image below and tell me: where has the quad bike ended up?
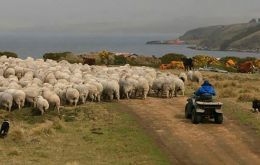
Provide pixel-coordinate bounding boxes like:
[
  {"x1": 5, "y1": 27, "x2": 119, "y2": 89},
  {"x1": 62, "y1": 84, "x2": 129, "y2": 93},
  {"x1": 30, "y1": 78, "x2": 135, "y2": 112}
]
[{"x1": 185, "y1": 95, "x2": 223, "y2": 124}]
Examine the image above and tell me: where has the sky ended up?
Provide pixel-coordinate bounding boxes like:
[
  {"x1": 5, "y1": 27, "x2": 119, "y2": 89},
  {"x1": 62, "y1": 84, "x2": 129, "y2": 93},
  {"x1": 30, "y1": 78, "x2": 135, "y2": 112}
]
[{"x1": 0, "y1": 0, "x2": 260, "y2": 36}]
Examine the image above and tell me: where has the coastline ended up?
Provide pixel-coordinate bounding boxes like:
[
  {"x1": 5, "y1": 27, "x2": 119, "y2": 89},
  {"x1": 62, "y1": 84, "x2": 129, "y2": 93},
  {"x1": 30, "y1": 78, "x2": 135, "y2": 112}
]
[{"x1": 187, "y1": 46, "x2": 260, "y2": 54}]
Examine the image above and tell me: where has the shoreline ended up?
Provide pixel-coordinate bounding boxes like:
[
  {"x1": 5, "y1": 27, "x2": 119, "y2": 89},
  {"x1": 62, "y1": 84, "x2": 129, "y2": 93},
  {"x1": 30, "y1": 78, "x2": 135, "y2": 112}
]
[{"x1": 187, "y1": 46, "x2": 260, "y2": 54}]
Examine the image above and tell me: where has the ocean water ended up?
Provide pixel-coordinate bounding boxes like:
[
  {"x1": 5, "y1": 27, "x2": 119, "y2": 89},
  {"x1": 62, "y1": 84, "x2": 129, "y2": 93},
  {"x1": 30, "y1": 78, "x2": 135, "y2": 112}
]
[{"x1": 0, "y1": 33, "x2": 259, "y2": 59}]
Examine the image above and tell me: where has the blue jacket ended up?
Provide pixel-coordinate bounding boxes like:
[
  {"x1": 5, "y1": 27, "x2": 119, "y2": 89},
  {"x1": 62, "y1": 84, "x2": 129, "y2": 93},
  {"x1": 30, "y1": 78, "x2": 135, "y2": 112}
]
[{"x1": 195, "y1": 81, "x2": 216, "y2": 96}]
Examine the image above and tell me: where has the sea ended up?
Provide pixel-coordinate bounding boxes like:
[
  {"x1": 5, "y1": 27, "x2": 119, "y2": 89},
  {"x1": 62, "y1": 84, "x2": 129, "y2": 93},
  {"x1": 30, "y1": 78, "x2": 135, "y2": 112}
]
[{"x1": 0, "y1": 33, "x2": 259, "y2": 59}]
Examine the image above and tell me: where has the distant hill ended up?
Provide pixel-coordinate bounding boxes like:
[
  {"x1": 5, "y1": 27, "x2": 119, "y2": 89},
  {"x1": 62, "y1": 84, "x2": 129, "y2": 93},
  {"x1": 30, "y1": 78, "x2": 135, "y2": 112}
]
[{"x1": 179, "y1": 21, "x2": 260, "y2": 51}]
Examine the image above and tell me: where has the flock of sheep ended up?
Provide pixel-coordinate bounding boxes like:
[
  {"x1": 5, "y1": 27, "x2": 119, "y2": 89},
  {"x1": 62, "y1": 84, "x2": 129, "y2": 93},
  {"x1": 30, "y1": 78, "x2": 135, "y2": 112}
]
[{"x1": 0, "y1": 56, "x2": 203, "y2": 115}]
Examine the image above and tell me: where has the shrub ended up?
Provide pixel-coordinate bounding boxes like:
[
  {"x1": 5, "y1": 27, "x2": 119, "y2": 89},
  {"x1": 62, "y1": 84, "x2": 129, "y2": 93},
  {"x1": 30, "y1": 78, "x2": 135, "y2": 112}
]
[
  {"x1": 43, "y1": 52, "x2": 71, "y2": 61},
  {"x1": 160, "y1": 53, "x2": 186, "y2": 64},
  {"x1": 192, "y1": 55, "x2": 220, "y2": 68},
  {"x1": 114, "y1": 55, "x2": 127, "y2": 65},
  {"x1": 0, "y1": 51, "x2": 18, "y2": 58},
  {"x1": 43, "y1": 52, "x2": 83, "y2": 64},
  {"x1": 98, "y1": 50, "x2": 115, "y2": 65}
]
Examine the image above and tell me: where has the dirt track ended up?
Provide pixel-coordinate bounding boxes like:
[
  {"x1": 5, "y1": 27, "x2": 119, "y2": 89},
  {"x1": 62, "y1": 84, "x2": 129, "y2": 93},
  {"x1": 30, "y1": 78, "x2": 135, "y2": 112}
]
[{"x1": 120, "y1": 97, "x2": 260, "y2": 164}]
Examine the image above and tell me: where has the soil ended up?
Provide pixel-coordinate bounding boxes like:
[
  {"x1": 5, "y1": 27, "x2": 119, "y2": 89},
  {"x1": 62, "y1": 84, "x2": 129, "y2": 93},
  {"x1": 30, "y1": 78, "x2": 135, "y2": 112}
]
[{"x1": 119, "y1": 97, "x2": 260, "y2": 164}]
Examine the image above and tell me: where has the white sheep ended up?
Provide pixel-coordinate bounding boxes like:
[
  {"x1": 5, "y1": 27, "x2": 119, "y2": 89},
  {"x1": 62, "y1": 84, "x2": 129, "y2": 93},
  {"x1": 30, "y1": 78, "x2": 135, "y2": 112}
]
[
  {"x1": 42, "y1": 89, "x2": 61, "y2": 114},
  {"x1": 188, "y1": 71, "x2": 203, "y2": 83},
  {"x1": 65, "y1": 87, "x2": 80, "y2": 106},
  {"x1": 23, "y1": 87, "x2": 42, "y2": 107},
  {"x1": 35, "y1": 96, "x2": 49, "y2": 115},
  {"x1": 100, "y1": 80, "x2": 120, "y2": 101},
  {"x1": 84, "y1": 83, "x2": 99, "y2": 102},
  {"x1": 135, "y1": 77, "x2": 149, "y2": 99},
  {"x1": 4, "y1": 67, "x2": 15, "y2": 78},
  {"x1": 179, "y1": 72, "x2": 188, "y2": 83},
  {"x1": 72, "y1": 84, "x2": 89, "y2": 104},
  {"x1": 0, "y1": 92, "x2": 13, "y2": 111},
  {"x1": 5, "y1": 89, "x2": 25, "y2": 110},
  {"x1": 173, "y1": 78, "x2": 185, "y2": 97}
]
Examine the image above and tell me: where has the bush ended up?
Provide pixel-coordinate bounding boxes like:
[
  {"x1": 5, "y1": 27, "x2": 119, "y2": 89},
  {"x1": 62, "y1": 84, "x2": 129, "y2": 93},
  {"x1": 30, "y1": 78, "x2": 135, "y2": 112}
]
[
  {"x1": 43, "y1": 52, "x2": 83, "y2": 64},
  {"x1": 160, "y1": 53, "x2": 186, "y2": 64},
  {"x1": 192, "y1": 55, "x2": 220, "y2": 68},
  {"x1": 220, "y1": 56, "x2": 241, "y2": 64},
  {"x1": 0, "y1": 51, "x2": 18, "y2": 58},
  {"x1": 43, "y1": 52, "x2": 72, "y2": 61},
  {"x1": 128, "y1": 55, "x2": 161, "y2": 68},
  {"x1": 114, "y1": 55, "x2": 127, "y2": 65}
]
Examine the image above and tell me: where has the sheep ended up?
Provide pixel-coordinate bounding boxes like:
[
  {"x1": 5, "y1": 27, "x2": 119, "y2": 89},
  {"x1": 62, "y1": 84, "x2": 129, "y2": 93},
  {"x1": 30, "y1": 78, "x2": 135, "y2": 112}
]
[
  {"x1": 23, "y1": 87, "x2": 42, "y2": 107},
  {"x1": 173, "y1": 78, "x2": 185, "y2": 97},
  {"x1": 0, "y1": 92, "x2": 13, "y2": 112},
  {"x1": 65, "y1": 87, "x2": 80, "y2": 107},
  {"x1": 84, "y1": 83, "x2": 99, "y2": 102},
  {"x1": 72, "y1": 84, "x2": 89, "y2": 104},
  {"x1": 14, "y1": 66, "x2": 24, "y2": 79},
  {"x1": 4, "y1": 67, "x2": 15, "y2": 78},
  {"x1": 161, "y1": 79, "x2": 175, "y2": 98},
  {"x1": 35, "y1": 96, "x2": 49, "y2": 115},
  {"x1": 151, "y1": 77, "x2": 165, "y2": 97},
  {"x1": 100, "y1": 80, "x2": 120, "y2": 101},
  {"x1": 5, "y1": 89, "x2": 25, "y2": 110},
  {"x1": 179, "y1": 72, "x2": 188, "y2": 83},
  {"x1": 135, "y1": 77, "x2": 149, "y2": 99},
  {"x1": 187, "y1": 71, "x2": 203, "y2": 83},
  {"x1": 88, "y1": 81, "x2": 103, "y2": 102},
  {"x1": 0, "y1": 55, "x2": 194, "y2": 109},
  {"x1": 119, "y1": 77, "x2": 137, "y2": 99},
  {"x1": 41, "y1": 89, "x2": 61, "y2": 114}
]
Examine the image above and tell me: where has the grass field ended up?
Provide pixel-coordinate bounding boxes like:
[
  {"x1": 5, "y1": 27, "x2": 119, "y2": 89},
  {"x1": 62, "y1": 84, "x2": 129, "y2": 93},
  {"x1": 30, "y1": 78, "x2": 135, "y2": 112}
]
[{"x1": 0, "y1": 103, "x2": 170, "y2": 165}]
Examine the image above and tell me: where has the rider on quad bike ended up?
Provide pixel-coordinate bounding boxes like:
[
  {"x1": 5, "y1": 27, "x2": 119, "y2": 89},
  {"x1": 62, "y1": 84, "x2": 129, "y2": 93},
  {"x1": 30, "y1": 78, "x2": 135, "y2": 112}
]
[
  {"x1": 185, "y1": 80, "x2": 223, "y2": 124},
  {"x1": 195, "y1": 80, "x2": 216, "y2": 102}
]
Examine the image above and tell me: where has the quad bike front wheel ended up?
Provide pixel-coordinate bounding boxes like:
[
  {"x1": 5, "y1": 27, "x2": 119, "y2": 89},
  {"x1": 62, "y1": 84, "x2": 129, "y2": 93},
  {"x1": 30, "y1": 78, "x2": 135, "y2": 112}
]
[
  {"x1": 185, "y1": 103, "x2": 192, "y2": 119},
  {"x1": 214, "y1": 113, "x2": 223, "y2": 124}
]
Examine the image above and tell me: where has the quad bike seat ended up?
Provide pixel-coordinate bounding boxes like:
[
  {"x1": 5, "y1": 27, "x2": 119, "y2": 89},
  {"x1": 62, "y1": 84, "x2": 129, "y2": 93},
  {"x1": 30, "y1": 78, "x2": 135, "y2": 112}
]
[{"x1": 195, "y1": 94, "x2": 213, "y2": 102}]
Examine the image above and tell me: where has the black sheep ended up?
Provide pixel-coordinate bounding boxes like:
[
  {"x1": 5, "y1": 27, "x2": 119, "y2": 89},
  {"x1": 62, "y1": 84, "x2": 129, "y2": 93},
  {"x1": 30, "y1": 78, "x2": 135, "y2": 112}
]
[
  {"x1": 252, "y1": 99, "x2": 260, "y2": 112},
  {"x1": 0, "y1": 119, "x2": 10, "y2": 138}
]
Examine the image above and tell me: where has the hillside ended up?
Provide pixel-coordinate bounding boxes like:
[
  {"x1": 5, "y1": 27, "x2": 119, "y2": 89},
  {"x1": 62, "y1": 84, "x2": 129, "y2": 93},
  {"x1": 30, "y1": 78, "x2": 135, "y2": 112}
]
[{"x1": 179, "y1": 22, "x2": 260, "y2": 51}]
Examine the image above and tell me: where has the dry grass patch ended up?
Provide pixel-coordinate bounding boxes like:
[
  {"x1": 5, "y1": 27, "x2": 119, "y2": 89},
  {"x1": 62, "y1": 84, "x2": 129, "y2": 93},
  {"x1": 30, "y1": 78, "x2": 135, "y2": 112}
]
[
  {"x1": 237, "y1": 93, "x2": 258, "y2": 102},
  {"x1": 29, "y1": 120, "x2": 55, "y2": 136}
]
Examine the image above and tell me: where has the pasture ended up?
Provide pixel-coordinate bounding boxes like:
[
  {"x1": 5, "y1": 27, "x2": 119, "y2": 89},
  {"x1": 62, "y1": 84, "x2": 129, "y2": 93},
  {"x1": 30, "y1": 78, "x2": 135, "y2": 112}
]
[{"x1": 0, "y1": 103, "x2": 169, "y2": 165}]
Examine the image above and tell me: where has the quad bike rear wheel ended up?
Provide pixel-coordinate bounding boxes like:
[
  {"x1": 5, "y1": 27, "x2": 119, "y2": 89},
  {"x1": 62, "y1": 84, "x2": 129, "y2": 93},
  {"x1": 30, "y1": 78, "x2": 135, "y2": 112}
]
[
  {"x1": 214, "y1": 113, "x2": 223, "y2": 124},
  {"x1": 192, "y1": 108, "x2": 201, "y2": 124}
]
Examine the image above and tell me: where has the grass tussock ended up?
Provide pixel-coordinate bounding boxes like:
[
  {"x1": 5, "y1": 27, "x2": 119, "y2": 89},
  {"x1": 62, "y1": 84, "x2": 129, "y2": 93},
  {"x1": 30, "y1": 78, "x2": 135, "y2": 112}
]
[
  {"x1": 9, "y1": 123, "x2": 26, "y2": 142},
  {"x1": 7, "y1": 147, "x2": 21, "y2": 156},
  {"x1": 29, "y1": 120, "x2": 55, "y2": 136},
  {"x1": 219, "y1": 88, "x2": 238, "y2": 98},
  {"x1": 237, "y1": 93, "x2": 257, "y2": 102},
  {"x1": 65, "y1": 161, "x2": 79, "y2": 165}
]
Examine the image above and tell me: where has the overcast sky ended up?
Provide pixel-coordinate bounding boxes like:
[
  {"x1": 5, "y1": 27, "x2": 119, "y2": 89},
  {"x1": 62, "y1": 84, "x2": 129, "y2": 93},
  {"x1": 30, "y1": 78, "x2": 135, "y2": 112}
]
[{"x1": 0, "y1": 0, "x2": 260, "y2": 35}]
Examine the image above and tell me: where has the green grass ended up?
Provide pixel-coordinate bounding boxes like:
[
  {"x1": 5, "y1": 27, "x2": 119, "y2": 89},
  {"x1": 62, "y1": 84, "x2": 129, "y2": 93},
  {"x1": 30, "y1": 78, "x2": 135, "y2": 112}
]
[{"x1": 0, "y1": 103, "x2": 170, "y2": 165}]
